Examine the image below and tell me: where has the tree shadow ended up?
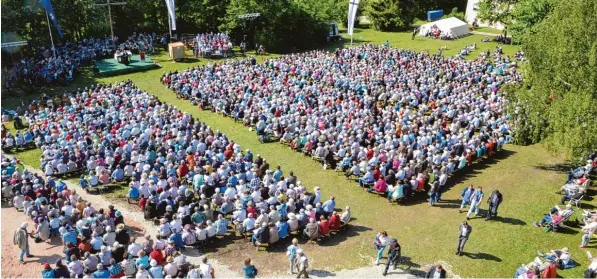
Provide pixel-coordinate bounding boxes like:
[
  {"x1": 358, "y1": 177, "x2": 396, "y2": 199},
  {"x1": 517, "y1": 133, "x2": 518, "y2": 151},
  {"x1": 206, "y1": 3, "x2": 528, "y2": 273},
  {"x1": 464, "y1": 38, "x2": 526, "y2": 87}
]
[
  {"x1": 27, "y1": 253, "x2": 63, "y2": 265},
  {"x1": 317, "y1": 224, "x2": 373, "y2": 247},
  {"x1": 396, "y1": 149, "x2": 517, "y2": 207},
  {"x1": 534, "y1": 161, "x2": 580, "y2": 174},
  {"x1": 310, "y1": 269, "x2": 336, "y2": 277},
  {"x1": 494, "y1": 216, "x2": 527, "y2": 226},
  {"x1": 463, "y1": 251, "x2": 502, "y2": 262}
]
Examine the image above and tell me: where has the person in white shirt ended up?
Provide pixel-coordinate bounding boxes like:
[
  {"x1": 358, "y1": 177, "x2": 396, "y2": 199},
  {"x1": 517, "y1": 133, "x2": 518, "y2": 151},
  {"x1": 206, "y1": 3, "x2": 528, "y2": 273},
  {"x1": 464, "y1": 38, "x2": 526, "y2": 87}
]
[
  {"x1": 199, "y1": 257, "x2": 215, "y2": 278},
  {"x1": 340, "y1": 206, "x2": 351, "y2": 224},
  {"x1": 127, "y1": 238, "x2": 142, "y2": 257},
  {"x1": 243, "y1": 213, "x2": 256, "y2": 233},
  {"x1": 135, "y1": 264, "x2": 151, "y2": 279},
  {"x1": 581, "y1": 217, "x2": 597, "y2": 247}
]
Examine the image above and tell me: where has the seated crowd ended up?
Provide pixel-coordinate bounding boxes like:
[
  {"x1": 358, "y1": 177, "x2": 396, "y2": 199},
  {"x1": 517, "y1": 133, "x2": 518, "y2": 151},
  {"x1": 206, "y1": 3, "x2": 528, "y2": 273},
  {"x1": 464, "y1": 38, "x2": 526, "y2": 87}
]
[
  {"x1": 2, "y1": 36, "x2": 115, "y2": 89},
  {"x1": 192, "y1": 32, "x2": 233, "y2": 58},
  {"x1": 1, "y1": 158, "x2": 210, "y2": 278},
  {"x1": 118, "y1": 32, "x2": 156, "y2": 55},
  {"x1": 1, "y1": 80, "x2": 353, "y2": 252},
  {"x1": 161, "y1": 44, "x2": 520, "y2": 202}
]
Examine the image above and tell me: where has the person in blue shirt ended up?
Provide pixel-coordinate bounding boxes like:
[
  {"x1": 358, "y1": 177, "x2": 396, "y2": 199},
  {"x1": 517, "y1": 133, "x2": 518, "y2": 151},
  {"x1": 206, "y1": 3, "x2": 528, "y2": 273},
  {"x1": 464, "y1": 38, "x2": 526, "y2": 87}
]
[
  {"x1": 135, "y1": 251, "x2": 150, "y2": 269},
  {"x1": 111, "y1": 167, "x2": 124, "y2": 182},
  {"x1": 359, "y1": 169, "x2": 375, "y2": 187},
  {"x1": 41, "y1": 263, "x2": 55, "y2": 279},
  {"x1": 169, "y1": 231, "x2": 184, "y2": 250},
  {"x1": 149, "y1": 259, "x2": 164, "y2": 278},
  {"x1": 242, "y1": 258, "x2": 258, "y2": 278},
  {"x1": 56, "y1": 179, "x2": 66, "y2": 192},
  {"x1": 322, "y1": 196, "x2": 336, "y2": 215},
  {"x1": 92, "y1": 264, "x2": 110, "y2": 279},
  {"x1": 459, "y1": 185, "x2": 475, "y2": 213},
  {"x1": 273, "y1": 166, "x2": 283, "y2": 182},
  {"x1": 62, "y1": 228, "x2": 78, "y2": 246},
  {"x1": 79, "y1": 175, "x2": 89, "y2": 189},
  {"x1": 127, "y1": 185, "x2": 140, "y2": 200},
  {"x1": 277, "y1": 220, "x2": 289, "y2": 239},
  {"x1": 244, "y1": 150, "x2": 253, "y2": 162}
]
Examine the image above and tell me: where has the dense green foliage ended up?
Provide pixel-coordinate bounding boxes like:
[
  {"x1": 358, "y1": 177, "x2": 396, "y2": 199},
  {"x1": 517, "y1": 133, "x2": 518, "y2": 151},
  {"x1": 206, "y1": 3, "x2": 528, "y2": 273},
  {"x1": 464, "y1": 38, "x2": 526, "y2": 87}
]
[
  {"x1": 441, "y1": 7, "x2": 465, "y2": 22},
  {"x1": 366, "y1": 0, "x2": 415, "y2": 31},
  {"x1": 509, "y1": 0, "x2": 597, "y2": 157},
  {"x1": 476, "y1": 0, "x2": 517, "y2": 32},
  {"x1": 507, "y1": 0, "x2": 554, "y2": 42}
]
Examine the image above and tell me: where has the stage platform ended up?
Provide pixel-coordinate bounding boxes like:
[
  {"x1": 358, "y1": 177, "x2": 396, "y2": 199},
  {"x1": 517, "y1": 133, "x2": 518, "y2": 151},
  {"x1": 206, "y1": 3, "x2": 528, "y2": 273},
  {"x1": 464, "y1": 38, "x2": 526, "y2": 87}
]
[{"x1": 95, "y1": 55, "x2": 158, "y2": 76}]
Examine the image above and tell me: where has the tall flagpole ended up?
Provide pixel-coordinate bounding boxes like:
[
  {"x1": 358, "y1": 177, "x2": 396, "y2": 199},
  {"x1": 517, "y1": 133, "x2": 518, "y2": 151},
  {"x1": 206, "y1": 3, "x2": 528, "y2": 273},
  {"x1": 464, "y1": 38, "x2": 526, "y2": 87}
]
[
  {"x1": 45, "y1": 11, "x2": 57, "y2": 57},
  {"x1": 168, "y1": 13, "x2": 172, "y2": 38}
]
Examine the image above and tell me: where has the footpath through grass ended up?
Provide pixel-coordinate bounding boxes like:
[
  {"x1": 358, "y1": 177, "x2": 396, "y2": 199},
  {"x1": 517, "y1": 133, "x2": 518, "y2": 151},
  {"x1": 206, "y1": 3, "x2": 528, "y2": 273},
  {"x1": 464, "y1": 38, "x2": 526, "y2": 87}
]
[{"x1": 4, "y1": 26, "x2": 578, "y2": 278}]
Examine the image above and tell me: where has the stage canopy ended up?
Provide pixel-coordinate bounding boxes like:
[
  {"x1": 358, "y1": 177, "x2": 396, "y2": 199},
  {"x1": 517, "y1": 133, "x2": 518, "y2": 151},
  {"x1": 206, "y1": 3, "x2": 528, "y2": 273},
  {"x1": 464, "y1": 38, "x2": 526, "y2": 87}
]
[{"x1": 418, "y1": 17, "x2": 470, "y2": 38}]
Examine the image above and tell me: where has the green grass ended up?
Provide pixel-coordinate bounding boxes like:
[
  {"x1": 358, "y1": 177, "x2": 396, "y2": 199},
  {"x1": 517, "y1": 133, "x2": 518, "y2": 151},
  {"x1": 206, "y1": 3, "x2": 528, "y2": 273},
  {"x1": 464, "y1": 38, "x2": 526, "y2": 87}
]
[
  {"x1": 473, "y1": 26, "x2": 505, "y2": 35},
  {"x1": 2, "y1": 25, "x2": 579, "y2": 277}
]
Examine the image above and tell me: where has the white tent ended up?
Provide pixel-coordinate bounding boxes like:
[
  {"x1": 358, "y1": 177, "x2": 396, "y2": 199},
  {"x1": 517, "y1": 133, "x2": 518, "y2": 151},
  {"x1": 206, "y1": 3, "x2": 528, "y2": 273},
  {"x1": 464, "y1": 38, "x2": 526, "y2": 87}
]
[{"x1": 418, "y1": 17, "x2": 470, "y2": 38}]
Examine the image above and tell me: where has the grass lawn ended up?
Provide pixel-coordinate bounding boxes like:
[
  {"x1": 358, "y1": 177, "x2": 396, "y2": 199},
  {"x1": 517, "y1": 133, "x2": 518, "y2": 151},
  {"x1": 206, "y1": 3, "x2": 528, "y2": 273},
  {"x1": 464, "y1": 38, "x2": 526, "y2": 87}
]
[
  {"x1": 473, "y1": 26, "x2": 505, "y2": 35},
  {"x1": 3, "y1": 25, "x2": 583, "y2": 278}
]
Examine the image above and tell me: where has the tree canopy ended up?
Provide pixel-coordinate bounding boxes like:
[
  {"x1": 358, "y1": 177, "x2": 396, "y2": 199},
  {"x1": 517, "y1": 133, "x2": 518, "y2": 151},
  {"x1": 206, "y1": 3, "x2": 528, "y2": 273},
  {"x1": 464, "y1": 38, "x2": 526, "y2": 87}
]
[
  {"x1": 366, "y1": 0, "x2": 414, "y2": 32},
  {"x1": 509, "y1": 0, "x2": 597, "y2": 157}
]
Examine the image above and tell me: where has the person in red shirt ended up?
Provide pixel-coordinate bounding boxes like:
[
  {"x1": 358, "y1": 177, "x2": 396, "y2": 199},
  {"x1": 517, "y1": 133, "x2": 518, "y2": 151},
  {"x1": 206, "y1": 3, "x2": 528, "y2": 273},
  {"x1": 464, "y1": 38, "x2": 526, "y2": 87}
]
[
  {"x1": 139, "y1": 196, "x2": 148, "y2": 211},
  {"x1": 177, "y1": 161, "x2": 189, "y2": 178},
  {"x1": 318, "y1": 216, "x2": 330, "y2": 236},
  {"x1": 328, "y1": 211, "x2": 340, "y2": 231},
  {"x1": 149, "y1": 248, "x2": 164, "y2": 265}
]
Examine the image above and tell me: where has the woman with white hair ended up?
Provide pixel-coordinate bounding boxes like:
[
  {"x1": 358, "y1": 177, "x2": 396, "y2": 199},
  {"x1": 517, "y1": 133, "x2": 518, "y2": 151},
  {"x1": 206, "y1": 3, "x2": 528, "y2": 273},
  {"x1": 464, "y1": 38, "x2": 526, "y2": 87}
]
[{"x1": 14, "y1": 222, "x2": 33, "y2": 264}]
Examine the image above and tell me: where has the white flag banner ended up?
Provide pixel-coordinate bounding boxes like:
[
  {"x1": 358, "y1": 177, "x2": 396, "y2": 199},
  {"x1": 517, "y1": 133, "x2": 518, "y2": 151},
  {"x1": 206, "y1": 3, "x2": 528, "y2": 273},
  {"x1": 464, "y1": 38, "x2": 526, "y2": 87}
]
[
  {"x1": 347, "y1": 0, "x2": 360, "y2": 36},
  {"x1": 165, "y1": 0, "x2": 177, "y2": 31}
]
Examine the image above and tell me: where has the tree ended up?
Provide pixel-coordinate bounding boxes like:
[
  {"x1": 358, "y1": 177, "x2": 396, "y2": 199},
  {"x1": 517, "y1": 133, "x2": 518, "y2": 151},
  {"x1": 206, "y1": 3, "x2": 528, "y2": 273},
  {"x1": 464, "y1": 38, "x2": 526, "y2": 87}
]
[
  {"x1": 223, "y1": 0, "x2": 328, "y2": 52},
  {"x1": 476, "y1": 0, "x2": 518, "y2": 34},
  {"x1": 366, "y1": 0, "x2": 414, "y2": 32},
  {"x1": 509, "y1": 0, "x2": 597, "y2": 158},
  {"x1": 508, "y1": 0, "x2": 554, "y2": 42}
]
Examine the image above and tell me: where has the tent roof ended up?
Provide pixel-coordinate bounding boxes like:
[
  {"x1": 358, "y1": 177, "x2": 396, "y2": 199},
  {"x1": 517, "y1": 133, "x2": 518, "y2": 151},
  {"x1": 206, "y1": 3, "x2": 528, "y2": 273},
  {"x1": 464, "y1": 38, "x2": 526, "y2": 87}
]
[{"x1": 421, "y1": 17, "x2": 468, "y2": 29}]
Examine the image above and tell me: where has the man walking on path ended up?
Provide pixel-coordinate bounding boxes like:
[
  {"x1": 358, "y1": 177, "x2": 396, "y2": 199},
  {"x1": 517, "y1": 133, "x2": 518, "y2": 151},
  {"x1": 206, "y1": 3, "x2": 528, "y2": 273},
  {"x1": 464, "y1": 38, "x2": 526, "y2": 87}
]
[
  {"x1": 382, "y1": 238, "x2": 401, "y2": 276},
  {"x1": 486, "y1": 190, "x2": 503, "y2": 221},
  {"x1": 13, "y1": 222, "x2": 34, "y2": 264},
  {"x1": 295, "y1": 249, "x2": 309, "y2": 278},
  {"x1": 456, "y1": 221, "x2": 472, "y2": 256}
]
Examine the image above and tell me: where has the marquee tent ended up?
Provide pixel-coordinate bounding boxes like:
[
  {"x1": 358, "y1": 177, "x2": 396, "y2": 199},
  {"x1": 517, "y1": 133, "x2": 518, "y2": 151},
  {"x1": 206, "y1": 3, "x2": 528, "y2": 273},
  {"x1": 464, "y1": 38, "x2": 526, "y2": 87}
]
[{"x1": 418, "y1": 17, "x2": 470, "y2": 38}]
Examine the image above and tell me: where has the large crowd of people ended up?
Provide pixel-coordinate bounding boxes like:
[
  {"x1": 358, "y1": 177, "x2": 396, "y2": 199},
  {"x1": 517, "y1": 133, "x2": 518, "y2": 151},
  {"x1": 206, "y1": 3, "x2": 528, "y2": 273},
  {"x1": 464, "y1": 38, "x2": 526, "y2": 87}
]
[
  {"x1": 2, "y1": 37, "x2": 115, "y2": 89},
  {"x1": 1, "y1": 80, "x2": 354, "y2": 276},
  {"x1": 192, "y1": 33, "x2": 233, "y2": 58},
  {"x1": 161, "y1": 44, "x2": 520, "y2": 203},
  {"x1": 2, "y1": 33, "x2": 158, "y2": 90}
]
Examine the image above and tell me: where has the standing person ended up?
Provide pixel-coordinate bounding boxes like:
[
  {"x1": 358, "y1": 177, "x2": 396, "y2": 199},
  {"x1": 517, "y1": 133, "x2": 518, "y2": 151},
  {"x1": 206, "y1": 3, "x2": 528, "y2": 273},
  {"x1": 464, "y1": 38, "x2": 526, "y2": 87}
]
[
  {"x1": 295, "y1": 249, "x2": 309, "y2": 278},
  {"x1": 13, "y1": 222, "x2": 33, "y2": 264},
  {"x1": 382, "y1": 238, "x2": 401, "y2": 276},
  {"x1": 486, "y1": 190, "x2": 503, "y2": 221},
  {"x1": 375, "y1": 231, "x2": 390, "y2": 265},
  {"x1": 425, "y1": 264, "x2": 446, "y2": 278},
  {"x1": 459, "y1": 185, "x2": 474, "y2": 213},
  {"x1": 200, "y1": 257, "x2": 215, "y2": 278},
  {"x1": 287, "y1": 238, "x2": 299, "y2": 274},
  {"x1": 466, "y1": 187, "x2": 484, "y2": 220},
  {"x1": 456, "y1": 221, "x2": 472, "y2": 256},
  {"x1": 242, "y1": 258, "x2": 258, "y2": 278}
]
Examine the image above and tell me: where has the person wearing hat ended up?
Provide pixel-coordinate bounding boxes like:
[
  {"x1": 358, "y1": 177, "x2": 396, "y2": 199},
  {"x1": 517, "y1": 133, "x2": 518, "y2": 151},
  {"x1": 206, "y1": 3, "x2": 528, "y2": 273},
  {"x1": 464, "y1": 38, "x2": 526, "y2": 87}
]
[
  {"x1": 382, "y1": 238, "x2": 402, "y2": 276},
  {"x1": 135, "y1": 263, "x2": 151, "y2": 279},
  {"x1": 149, "y1": 259, "x2": 164, "y2": 279},
  {"x1": 294, "y1": 249, "x2": 309, "y2": 278},
  {"x1": 13, "y1": 222, "x2": 33, "y2": 264},
  {"x1": 163, "y1": 256, "x2": 178, "y2": 277},
  {"x1": 115, "y1": 223, "x2": 130, "y2": 245},
  {"x1": 93, "y1": 263, "x2": 110, "y2": 278},
  {"x1": 41, "y1": 263, "x2": 55, "y2": 278}
]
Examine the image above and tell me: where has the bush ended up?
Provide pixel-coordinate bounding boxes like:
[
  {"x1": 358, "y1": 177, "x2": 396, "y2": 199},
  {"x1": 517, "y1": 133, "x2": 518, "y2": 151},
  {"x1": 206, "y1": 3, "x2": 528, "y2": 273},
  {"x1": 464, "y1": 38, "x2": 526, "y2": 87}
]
[{"x1": 442, "y1": 7, "x2": 466, "y2": 22}]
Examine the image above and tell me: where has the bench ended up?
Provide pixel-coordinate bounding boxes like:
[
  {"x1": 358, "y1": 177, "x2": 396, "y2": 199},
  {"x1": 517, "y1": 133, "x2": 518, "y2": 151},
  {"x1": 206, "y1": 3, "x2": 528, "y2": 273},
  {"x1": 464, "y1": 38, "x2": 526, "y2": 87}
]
[
  {"x1": 127, "y1": 197, "x2": 140, "y2": 204},
  {"x1": 256, "y1": 242, "x2": 269, "y2": 251}
]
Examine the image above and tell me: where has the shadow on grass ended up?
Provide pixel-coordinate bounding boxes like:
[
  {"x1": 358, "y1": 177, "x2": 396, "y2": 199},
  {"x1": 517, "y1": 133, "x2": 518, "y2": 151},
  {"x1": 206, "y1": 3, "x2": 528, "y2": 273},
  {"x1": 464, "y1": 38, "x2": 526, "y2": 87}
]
[
  {"x1": 534, "y1": 161, "x2": 580, "y2": 174},
  {"x1": 463, "y1": 251, "x2": 502, "y2": 262},
  {"x1": 495, "y1": 216, "x2": 527, "y2": 226},
  {"x1": 399, "y1": 149, "x2": 517, "y2": 207},
  {"x1": 310, "y1": 269, "x2": 336, "y2": 277}
]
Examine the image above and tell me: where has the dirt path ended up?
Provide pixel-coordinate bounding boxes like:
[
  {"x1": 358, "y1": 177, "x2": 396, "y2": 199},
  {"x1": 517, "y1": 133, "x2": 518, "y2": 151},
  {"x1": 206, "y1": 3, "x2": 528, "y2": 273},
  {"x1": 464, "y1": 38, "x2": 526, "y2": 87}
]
[{"x1": 1, "y1": 154, "x2": 438, "y2": 278}]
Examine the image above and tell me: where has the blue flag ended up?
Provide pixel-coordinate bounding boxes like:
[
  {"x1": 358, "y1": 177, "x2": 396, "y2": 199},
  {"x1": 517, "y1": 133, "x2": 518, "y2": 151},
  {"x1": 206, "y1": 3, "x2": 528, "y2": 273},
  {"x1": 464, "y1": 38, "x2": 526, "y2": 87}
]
[{"x1": 39, "y1": 0, "x2": 64, "y2": 38}]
